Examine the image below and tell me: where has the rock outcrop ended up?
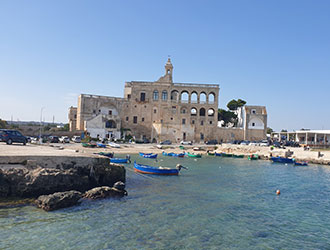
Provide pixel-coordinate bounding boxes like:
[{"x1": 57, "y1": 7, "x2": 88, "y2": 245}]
[
  {"x1": 83, "y1": 185, "x2": 127, "y2": 199},
  {"x1": 35, "y1": 191, "x2": 82, "y2": 211},
  {"x1": 0, "y1": 156, "x2": 125, "y2": 198}
]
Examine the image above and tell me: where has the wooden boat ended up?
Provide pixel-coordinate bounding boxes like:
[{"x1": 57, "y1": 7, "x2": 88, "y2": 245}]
[
  {"x1": 215, "y1": 152, "x2": 222, "y2": 157},
  {"x1": 294, "y1": 161, "x2": 308, "y2": 166},
  {"x1": 96, "y1": 152, "x2": 114, "y2": 158},
  {"x1": 233, "y1": 154, "x2": 244, "y2": 158},
  {"x1": 271, "y1": 156, "x2": 294, "y2": 164},
  {"x1": 139, "y1": 152, "x2": 158, "y2": 159},
  {"x1": 110, "y1": 158, "x2": 129, "y2": 164},
  {"x1": 134, "y1": 161, "x2": 179, "y2": 175},
  {"x1": 221, "y1": 153, "x2": 233, "y2": 157},
  {"x1": 207, "y1": 152, "x2": 215, "y2": 156},
  {"x1": 82, "y1": 142, "x2": 96, "y2": 148},
  {"x1": 162, "y1": 152, "x2": 185, "y2": 157},
  {"x1": 96, "y1": 143, "x2": 107, "y2": 148},
  {"x1": 186, "y1": 152, "x2": 202, "y2": 158},
  {"x1": 248, "y1": 154, "x2": 259, "y2": 160}
]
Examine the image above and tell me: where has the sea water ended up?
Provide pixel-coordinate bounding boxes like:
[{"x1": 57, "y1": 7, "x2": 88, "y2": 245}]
[{"x1": 1, "y1": 155, "x2": 330, "y2": 249}]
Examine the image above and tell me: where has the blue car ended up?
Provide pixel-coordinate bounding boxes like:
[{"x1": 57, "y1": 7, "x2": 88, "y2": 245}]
[{"x1": 0, "y1": 129, "x2": 28, "y2": 145}]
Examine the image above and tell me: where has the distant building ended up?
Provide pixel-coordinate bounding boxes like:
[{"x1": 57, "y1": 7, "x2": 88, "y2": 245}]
[{"x1": 69, "y1": 59, "x2": 267, "y2": 142}]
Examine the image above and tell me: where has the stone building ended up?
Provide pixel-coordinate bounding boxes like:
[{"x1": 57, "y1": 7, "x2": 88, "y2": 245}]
[{"x1": 69, "y1": 59, "x2": 267, "y2": 142}]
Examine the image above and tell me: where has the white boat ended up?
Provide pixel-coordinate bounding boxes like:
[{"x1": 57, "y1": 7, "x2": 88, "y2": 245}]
[{"x1": 108, "y1": 142, "x2": 121, "y2": 148}]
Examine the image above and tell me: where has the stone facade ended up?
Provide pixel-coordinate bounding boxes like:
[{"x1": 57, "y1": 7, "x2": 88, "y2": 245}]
[{"x1": 69, "y1": 59, "x2": 267, "y2": 142}]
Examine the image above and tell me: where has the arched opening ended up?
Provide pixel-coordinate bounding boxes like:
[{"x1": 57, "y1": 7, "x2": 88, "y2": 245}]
[
  {"x1": 208, "y1": 108, "x2": 215, "y2": 116},
  {"x1": 153, "y1": 90, "x2": 159, "y2": 101},
  {"x1": 208, "y1": 93, "x2": 215, "y2": 104},
  {"x1": 191, "y1": 92, "x2": 198, "y2": 103},
  {"x1": 162, "y1": 90, "x2": 168, "y2": 101},
  {"x1": 248, "y1": 117, "x2": 264, "y2": 129},
  {"x1": 200, "y1": 108, "x2": 206, "y2": 116},
  {"x1": 105, "y1": 120, "x2": 116, "y2": 129},
  {"x1": 191, "y1": 107, "x2": 197, "y2": 116},
  {"x1": 180, "y1": 91, "x2": 189, "y2": 103},
  {"x1": 171, "y1": 90, "x2": 179, "y2": 102},
  {"x1": 200, "y1": 92, "x2": 207, "y2": 104}
]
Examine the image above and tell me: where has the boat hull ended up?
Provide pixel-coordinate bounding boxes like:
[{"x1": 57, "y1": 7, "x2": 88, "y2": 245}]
[
  {"x1": 110, "y1": 158, "x2": 129, "y2": 164},
  {"x1": 139, "y1": 152, "x2": 158, "y2": 159},
  {"x1": 271, "y1": 157, "x2": 294, "y2": 164},
  {"x1": 134, "y1": 162, "x2": 179, "y2": 175}
]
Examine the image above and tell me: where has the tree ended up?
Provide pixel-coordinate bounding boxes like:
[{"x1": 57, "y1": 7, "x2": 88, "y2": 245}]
[
  {"x1": 227, "y1": 99, "x2": 247, "y2": 111},
  {"x1": 281, "y1": 129, "x2": 288, "y2": 132},
  {"x1": 267, "y1": 127, "x2": 273, "y2": 134},
  {"x1": 218, "y1": 109, "x2": 238, "y2": 126},
  {"x1": 0, "y1": 119, "x2": 7, "y2": 129}
]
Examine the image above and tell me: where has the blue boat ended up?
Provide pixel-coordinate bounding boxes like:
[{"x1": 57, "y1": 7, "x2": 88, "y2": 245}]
[
  {"x1": 134, "y1": 161, "x2": 179, "y2": 175},
  {"x1": 139, "y1": 152, "x2": 158, "y2": 159},
  {"x1": 110, "y1": 158, "x2": 129, "y2": 164},
  {"x1": 215, "y1": 152, "x2": 222, "y2": 157},
  {"x1": 96, "y1": 143, "x2": 107, "y2": 148},
  {"x1": 95, "y1": 152, "x2": 114, "y2": 158},
  {"x1": 162, "y1": 152, "x2": 185, "y2": 157},
  {"x1": 271, "y1": 156, "x2": 294, "y2": 164}
]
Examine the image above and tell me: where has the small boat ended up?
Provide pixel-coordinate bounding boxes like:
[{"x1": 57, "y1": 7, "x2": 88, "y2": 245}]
[
  {"x1": 207, "y1": 152, "x2": 215, "y2": 156},
  {"x1": 139, "y1": 152, "x2": 158, "y2": 159},
  {"x1": 82, "y1": 142, "x2": 97, "y2": 148},
  {"x1": 110, "y1": 158, "x2": 130, "y2": 164},
  {"x1": 96, "y1": 143, "x2": 107, "y2": 148},
  {"x1": 294, "y1": 161, "x2": 308, "y2": 166},
  {"x1": 215, "y1": 152, "x2": 222, "y2": 157},
  {"x1": 134, "y1": 161, "x2": 180, "y2": 175},
  {"x1": 186, "y1": 152, "x2": 202, "y2": 158},
  {"x1": 162, "y1": 152, "x2": 185, "y2": 157},
  {"x1": 248, "y1": 154, "x2": 259, "y2": 160},
  {"x1": 221, "y1": 153, "x2": 233, "y2": 157},
  {"x1": 271, "y1": 156, "x2": 294, "y2": 164},
  {"x1": 96, "y1": 152, "x2": 114, "y2": 158},
  {"x1": 233, "y1": 154, "x2": 244, "y2": 158}
]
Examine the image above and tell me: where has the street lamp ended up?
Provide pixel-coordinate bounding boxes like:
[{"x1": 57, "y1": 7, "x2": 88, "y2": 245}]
[{"x1": 39, "y1": 107, "x2": 45, "y2": 144}]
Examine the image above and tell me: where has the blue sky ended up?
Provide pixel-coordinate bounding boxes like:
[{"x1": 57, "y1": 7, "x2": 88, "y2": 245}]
[{"x1": 0, "y1": 0, "x2": 329, "y2": 131}]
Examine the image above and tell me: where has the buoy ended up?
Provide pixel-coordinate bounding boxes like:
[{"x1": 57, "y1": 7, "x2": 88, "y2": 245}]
[{"x1": 276, "y1": 189, "x2": 281, "y2": 195}]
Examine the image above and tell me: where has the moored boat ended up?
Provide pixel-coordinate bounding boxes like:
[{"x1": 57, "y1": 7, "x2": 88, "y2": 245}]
[
  {"x1": 271, "y1": 156, "x2": 294, "y2": 164},
  {"x1": 110, "y1": 158, "x2": 130, "y2": 164},
  {"x1": 96, "y1": 152, "x2": 114, "y2": 158},
  {"x1": 215, "y1": 152, "x2": 222, "y2": 157},
  {"x1": 82, "y1": 142, "x2": 97, "y2": 148},
  {"x1": 207, "y1": 152, "x2": 215, "y2": 156},
  {"x1": 233, "y1": 154, "x2": 244, "y2": 158},
  {"x1": 294, "y1": 161, "x2": 308, "y2": 166},
  {"x1": 221, "y1": 153, "x2": 233, "y2": 157},
  {"x1": 248, "y1": 154, "x2": 259, "y2": 160},
  {"x1": 162, "y1": 152, "x2": 185, "y2": 157},
  {"x1": 186, "y1": 152, "x2": 202, "y2": 158},
  {"x1": 133, "y1": 161, "x2": 180, "y2": 175},
  {"x1": 139, "y1": 152, "x2": 158, "y2": 159}
]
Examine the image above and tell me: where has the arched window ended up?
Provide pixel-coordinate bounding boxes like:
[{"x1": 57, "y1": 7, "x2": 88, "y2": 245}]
[
  {"x1": 153, "y1": 90, "x2": 159, "y2": 101},
  {"x1": 105, "y1": 120, "x2": 116, "y2": 128},
  {"x1": 191, "y1": 108, "x2": 197, "y2": 116},
  {"x1": 180, "y1": 91, "x2": 189, "y2": 103},
  {"x1": 208, "y1": 108, "x2": 215, "y2": 116},
  {"x1": 191, "y1": 92, "x2": 198, "y2": 103},
  {"x1": 200, "y1": 108, "x2": 206, "y2": 116},
  {"x1": 162, "y1": 91, "x2": 168, "y2": 101},
  {"x1": 200, "y1": 92, "x2": 207, "y2": 104},
  {"x1": 181, "y1": 107, "x2": 187, "y2": 114},
  {"x1": 171, "y1": 90, "x2": 179, "y2": 101},
  {"x1": 208, "y1": 93, "x2": 215, "y2": 104}
]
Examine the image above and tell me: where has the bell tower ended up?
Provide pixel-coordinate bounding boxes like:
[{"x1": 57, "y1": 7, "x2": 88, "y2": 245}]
[{"x1": 157, "y1": 57, "x2": 173, "y2": 83}]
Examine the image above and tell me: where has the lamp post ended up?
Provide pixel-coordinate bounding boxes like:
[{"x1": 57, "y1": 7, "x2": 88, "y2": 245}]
[{"x1": 39, "y1": 107, "x2": 45, "y2": 144}]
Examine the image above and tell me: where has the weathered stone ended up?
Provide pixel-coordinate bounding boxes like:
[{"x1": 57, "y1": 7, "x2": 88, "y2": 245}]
[
  {"x1": 35, "y1": 191, "x2": 82, "y2": 211},
  {"x1": 84, "y1": 186, "x2": 127, "y2": 199},
  {"x1": 0, "y1": 156, "x2": 125, "y2": 198}
]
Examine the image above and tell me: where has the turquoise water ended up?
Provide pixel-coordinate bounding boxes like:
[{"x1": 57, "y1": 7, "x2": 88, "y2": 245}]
[{"x1": 1, "y1": 155, "x2": 330, "y2": 250}]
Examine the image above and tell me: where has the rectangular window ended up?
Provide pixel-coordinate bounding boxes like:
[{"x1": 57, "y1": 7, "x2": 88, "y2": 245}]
[
  {"x1": 142, "y1": 117, "x2": 145, "y2": 122},
  {"x1": 127, "y1": 94, "x2": 131, "y2": 99},
  {"x1": 182, "y1": 119, "x2": 186, "y2": 125},
  {"x1": 109, "y1": 110, "x2": 112, "y2": 115},
  {"x1": 140, "y1": 92, "x2": 146, "y2": 101},
  {"x1": 192, "y1": 120, "x2": 195, "y2": 124},
  {"x1": 126, "y1": 117, "x2": 129, "y2": 121},
  {"x1": 153, "y1": 109, "x2": 157, "y2": 114},
  {"x1": 209, "y1": 121, "x2": 212, "y2": 125},
  {"x1": 201, "y1": 121, "x2": 204, "y2": 126},
  {"x1": 133, "y1": 116, "x2": 137, "y2": 124},
  {"x1": 200, "y1": 133, "x2": 204, "y2": 140}
]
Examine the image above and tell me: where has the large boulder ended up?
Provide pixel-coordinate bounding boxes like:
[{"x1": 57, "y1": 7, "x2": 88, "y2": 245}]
[
  {"x1": 35, "y1": 191, "x2": 82, "y2": 211},
  {"x1": 83, "y1": 186, "x2": 127, "y2": 199},
  {"x1": 0, "y1": 156, "x2": 126, "y2": 198}
]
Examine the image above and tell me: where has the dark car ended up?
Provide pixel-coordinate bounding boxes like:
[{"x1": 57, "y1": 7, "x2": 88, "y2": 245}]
[
  {"x1": 48, "y1": 136, "x2": 59, "y2": 143},
  {"x1": 205, "y1": 139, "x2": 218, "y2": 145},
  {"x1": 160, "y1": 140, "x2": 172, "y2": 145},
  {"x1": 0, "y1": 129, "x2": 27, "y2": 145}
]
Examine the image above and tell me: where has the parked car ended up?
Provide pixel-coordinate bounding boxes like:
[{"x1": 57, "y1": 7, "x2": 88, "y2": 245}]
[
  {"x1": 205, "y1": 139, "x2": 218, "y2": 145},
  {"x1": 49, "y1": 136, "x2": 59, "y2": 143},
  {"x1": 135, "y1": 138, "x2": 150, "y2": 144},
  {"x1": 240, "y1": 140, "x2": 250, "y2": 145},
  {"x1": 72, "y1": 136, "x2": 81, "y2": 143},
  {"x1": 160, "y1": 140, "x2": 172, "y2": 145},
  {"x1": 249, "y1": 141, "x2": 259, "y2": 146},
  {"x1": 259, "y1": 140, "x2": 269, "y2": 147},
  {"x1": 0, "y1": 129, "x2": 27, "y2": 145},
  {"x1": 59, "y1": 136, "x2": 70, "y2": 143},
  {"x1": 180, "y1": 140, "x2": 192, "y2": 145}
]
